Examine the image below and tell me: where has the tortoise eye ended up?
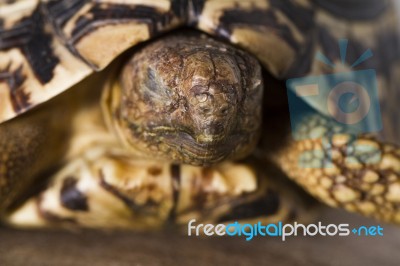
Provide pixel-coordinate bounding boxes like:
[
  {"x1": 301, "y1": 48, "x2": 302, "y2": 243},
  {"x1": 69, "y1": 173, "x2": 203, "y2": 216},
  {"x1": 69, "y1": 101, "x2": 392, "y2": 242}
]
[{"x1": 196, "y1": 93, "x2": 208, "y2": 103}]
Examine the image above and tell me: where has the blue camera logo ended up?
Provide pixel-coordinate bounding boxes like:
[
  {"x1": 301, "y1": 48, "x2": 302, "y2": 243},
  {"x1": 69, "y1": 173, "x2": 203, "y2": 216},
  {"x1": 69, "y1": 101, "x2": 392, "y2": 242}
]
[{"x1": 286, "y1": 39, "x2": 382, "y2": 168}]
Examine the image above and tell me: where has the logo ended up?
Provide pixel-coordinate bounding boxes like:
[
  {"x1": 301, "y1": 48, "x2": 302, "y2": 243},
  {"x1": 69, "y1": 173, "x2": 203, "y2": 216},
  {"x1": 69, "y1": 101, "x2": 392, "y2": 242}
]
[
  {"x1": 187, "y1": 219, "x2": 384, "y2": 241},
  {"x1": 286, "y1": 39, "x2": 382, "y2": 168}
]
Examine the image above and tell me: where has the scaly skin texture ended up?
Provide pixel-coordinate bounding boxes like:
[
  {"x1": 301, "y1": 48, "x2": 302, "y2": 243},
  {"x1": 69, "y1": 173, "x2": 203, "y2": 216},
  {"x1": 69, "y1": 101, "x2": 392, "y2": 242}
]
[
  {"x1": 269, "y1": 114, "x2": 400, "y2": 224},
  {"x1": 0, "y1": 97, "x2": 72, "y2": 213},
  {"x1": 0, "y1": 71, "x2": 107, "y2": 215},
  {"x1": 104, "y1": 34, "x2": 263, "y2": 166}
]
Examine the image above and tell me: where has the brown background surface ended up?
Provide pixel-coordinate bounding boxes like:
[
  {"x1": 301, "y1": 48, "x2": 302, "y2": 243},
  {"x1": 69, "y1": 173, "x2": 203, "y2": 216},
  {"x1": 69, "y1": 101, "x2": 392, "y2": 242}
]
[{"x1": 0, "y1": 207, "x2": 399, "y2": 266}]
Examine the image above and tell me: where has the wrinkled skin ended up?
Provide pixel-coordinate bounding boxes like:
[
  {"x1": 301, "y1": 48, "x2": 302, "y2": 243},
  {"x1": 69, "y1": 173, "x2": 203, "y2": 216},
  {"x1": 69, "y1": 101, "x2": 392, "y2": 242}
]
[{"x1": 105, "y1": 34, "x2": 263, "y2": 165}]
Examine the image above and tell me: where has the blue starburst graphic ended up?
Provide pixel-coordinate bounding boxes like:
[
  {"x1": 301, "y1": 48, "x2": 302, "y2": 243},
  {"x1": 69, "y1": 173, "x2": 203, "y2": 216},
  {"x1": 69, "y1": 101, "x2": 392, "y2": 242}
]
[{"x1": 286, "y1": 38, "x2": 382, "y2": 169}]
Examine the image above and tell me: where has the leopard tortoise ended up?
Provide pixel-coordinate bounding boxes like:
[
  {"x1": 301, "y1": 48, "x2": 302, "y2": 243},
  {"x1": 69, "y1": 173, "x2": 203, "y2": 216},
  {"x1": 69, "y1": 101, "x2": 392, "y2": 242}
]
[{"x1": 0, "y1": 0, "x2": 399, "y2": 230}]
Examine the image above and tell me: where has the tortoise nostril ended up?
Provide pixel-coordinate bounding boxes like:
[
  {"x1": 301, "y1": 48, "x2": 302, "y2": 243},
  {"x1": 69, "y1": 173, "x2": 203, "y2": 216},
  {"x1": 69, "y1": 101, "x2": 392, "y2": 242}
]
[{"x1": 220, "y1": 106, "x2": 229, "y2": 115}]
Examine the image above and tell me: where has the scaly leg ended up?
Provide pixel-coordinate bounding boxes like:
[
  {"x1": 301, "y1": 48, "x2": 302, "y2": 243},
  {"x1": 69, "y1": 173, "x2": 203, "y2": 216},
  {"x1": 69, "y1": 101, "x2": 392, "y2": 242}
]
[
  {"x1": 270, "y1": 113, "x2": 400, "y2": 224},
  {"x1": 4, "y1": 145, "x2": 315, "y2": 230}
]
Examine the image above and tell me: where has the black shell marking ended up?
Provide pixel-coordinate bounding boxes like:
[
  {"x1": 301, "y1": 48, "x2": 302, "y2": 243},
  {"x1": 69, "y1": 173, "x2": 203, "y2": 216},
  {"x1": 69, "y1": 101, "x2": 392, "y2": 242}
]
[
  {"x1": 70, "y1": 4, "x2": 173, "y2": 43},
  {"x1": 313, "y1": 0, "x2": 389, "y2": 20},
  {"x1": 188, "y1": 0, "x2": 206, "y2": 24},
  {"x1": 60, "y1": 176, "x2": 89, "y2": 212},
  {"x1": 218, "y1": 9, "x2": 301, "y2": 50},
  {"x1": 46, "y1": 1, "x2": 186, "y2": 69},
  {"x1": 99, "y1": 171, "x2": 158, "y2": 214},
  {"x1": 0, "y1": 4, "x2": 59, "y2": 84},
  {"x1": 273, "y1": 0, "x2": 315, "y2": 33},
  {"x1": 171, "y1": 0, "x2": 190, "y2": 21},
  {"x1": 45, "y1": 0, "x2": 87, "y2": 29},
  {"x1": 0, "y1": 64, "x2": 30, "y2": 112}
]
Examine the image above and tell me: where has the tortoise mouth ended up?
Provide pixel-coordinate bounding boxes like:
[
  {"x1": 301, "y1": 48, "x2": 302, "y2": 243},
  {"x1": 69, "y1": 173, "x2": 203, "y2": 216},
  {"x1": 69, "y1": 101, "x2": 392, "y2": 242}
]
[
  {"x1": 159, "y1": 130, "x2": 255, "y2": 165},
  {"x1": 121, "y1": 123, "x2": 259, "y2": 165},
  {"x1": 152, "y1": 124, "x2": 228, "y2": 144}
]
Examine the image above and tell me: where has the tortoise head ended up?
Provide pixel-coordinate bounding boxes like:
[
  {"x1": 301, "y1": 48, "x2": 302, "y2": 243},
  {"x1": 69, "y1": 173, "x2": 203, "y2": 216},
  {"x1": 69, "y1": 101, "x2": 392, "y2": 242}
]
[
  {"x1": 183, "y1": 51, "x2": 241, "y2": 142},
  {"x1": 105, "y1": 35, "x2": 263, "y2": 165}
]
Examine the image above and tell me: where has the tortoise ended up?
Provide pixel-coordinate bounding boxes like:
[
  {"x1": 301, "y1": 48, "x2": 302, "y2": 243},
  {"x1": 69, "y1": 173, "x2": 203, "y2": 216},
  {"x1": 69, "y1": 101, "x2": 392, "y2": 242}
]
[{"x1": 0, "y1": 0, "x2": 399, "y2": 230}]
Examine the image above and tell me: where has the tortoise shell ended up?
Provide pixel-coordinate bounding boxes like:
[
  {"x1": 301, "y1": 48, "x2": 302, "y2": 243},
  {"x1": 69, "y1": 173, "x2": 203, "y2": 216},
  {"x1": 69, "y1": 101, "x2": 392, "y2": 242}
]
[{"x1": 1, "y1": 0, "x2": 398, "y2": 142}]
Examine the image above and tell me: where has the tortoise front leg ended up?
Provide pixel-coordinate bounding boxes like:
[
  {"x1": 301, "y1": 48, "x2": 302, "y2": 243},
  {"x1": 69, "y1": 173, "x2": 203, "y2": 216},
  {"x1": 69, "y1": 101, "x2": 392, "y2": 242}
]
[
  {"x1": 270, "y1": 113, "x2": 400, "y2": 224},
  {"x1": 0, "y1": 101, "x2": 72, "y2": 214},
  {"x1": 0, "y1": 72, "x2": 108, "y2": 217},
  {"x1": 4, "y1": 145, "x2": 314, "y2": 230}
]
